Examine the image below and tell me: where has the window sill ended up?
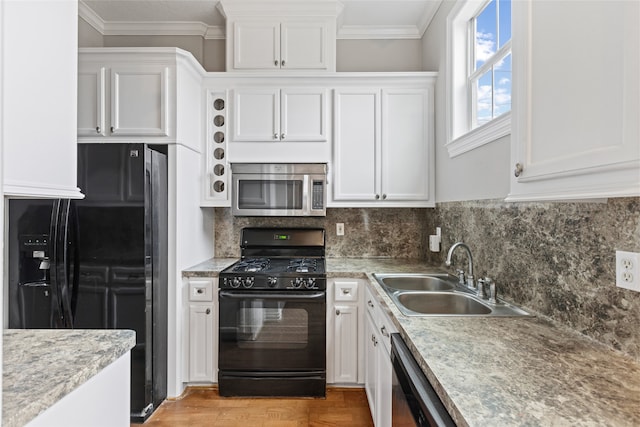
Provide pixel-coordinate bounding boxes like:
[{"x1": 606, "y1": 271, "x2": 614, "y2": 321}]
[{"x1": 445, "y1": 112, "x2": 511, "y2": 158}]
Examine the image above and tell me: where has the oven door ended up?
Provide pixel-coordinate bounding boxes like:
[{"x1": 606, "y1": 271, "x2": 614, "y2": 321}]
[{"x1": 219, "y1": 290, "x2": 326, "y2": 372}]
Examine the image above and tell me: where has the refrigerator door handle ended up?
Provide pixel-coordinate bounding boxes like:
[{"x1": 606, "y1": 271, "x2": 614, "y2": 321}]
[
  {"x1": 50, "y1": 199, "x2": 74, "y2": 328},
  {"x1": 57, "y1": 199, "x2": 74, "y2": 328},
  {"x1": 49, "y1": 199, "x2": 65, "y2": 328}
]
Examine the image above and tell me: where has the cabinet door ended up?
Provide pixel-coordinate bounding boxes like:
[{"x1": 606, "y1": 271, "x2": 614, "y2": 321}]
[
  {"x1": 233, "y1": 21, "x2": 280, "y2": 70},
  {"x1": 188, "y1": 304, "x2": 214, "y2": 382},
  {"x1": 378, "y1": 346, "x2": 393, "y2": 427},
  {"x1": 2, "y1": 0, "x2": 81, "y2": 199},
  {"x1": 232, "y1": 88, "x2": 280, "y2": 142},
  {"x1": 333, "y1": 304, "x2": 359, "y2": 383},
  {"x1": 333, "y1": 90, "x2": 380, "y2": 201},
  {"x1": 281, "y1": 88, "x2": 327, "y2": 142},
  {"x1": 381, "y1": 89, "x2": 431, "y2": 201},
  {"x1": 78, "y1": 66, "x2": 106, "y2": 137},
  {"x1": 364, "y1": 311, "x2": 378, "y2": 423},
  {"x1": 110, "y1": 66, "x2": 169, "y2": 136},
  {"x1": 509, "y1": 0, "x2": 640, "y2": 201},
  {"x1": 281, "y1": 21, "x2": 328, "y2": 70}
]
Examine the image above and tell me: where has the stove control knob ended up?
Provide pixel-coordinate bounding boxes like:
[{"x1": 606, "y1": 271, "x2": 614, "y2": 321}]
[
  {"x1": 242, "y1": 277, "x2": 254, "y2": 288},
  {"x1": 305, "y1": 278, "x2": 316, "y2": 289},
  {"x1": 292, "y1": 278, "x2": 303, "y2": 288},
  {"x1": 231, "y1": 278, "x2": 241, "y2": 288},
  {"x1": 267, "y1": 277, "x2": 277, "y2": 288}
]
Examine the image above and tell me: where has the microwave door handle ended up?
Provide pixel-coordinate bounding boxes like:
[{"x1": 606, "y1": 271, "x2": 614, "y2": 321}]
[{"x1": 302, "y1": 174, "x2": 310, "y2": 215}]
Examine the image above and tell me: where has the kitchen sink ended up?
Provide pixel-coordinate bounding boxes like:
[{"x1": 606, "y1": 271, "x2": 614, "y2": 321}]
[{"x1": 373, "y1": 273, "x2": 531, "y2": 317}]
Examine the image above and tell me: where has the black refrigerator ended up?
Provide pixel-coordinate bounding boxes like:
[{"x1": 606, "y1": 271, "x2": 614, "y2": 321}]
[{"x1": 7, "y1": 143, "x2": 168, "y2": 422}]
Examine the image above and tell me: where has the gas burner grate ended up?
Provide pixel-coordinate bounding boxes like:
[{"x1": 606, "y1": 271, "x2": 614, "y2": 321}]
[
  {"x1": 233, "y1": 258, "x2": 270, "y2": 272},
  {"x1": 287, "y1": 258, "x2": 318, "y2": 273}
]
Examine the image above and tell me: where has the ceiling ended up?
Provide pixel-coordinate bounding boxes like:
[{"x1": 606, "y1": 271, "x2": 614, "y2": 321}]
[{"x1": 79, "y1": 0, "x2": 444, "y2": 40}]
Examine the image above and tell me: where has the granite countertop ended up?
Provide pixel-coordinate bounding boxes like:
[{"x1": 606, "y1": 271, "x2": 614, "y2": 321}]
[
  {"x1": 184, "y1": 257, "x2": 640, "y2": 426},
  {"x1": 3, "y1": 329, "x2": 136, "y2": 427}
]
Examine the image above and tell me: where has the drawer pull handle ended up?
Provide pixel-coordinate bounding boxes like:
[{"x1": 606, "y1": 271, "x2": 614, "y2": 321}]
[
  {"x1": 196, "y1": 288, "x2": 204, "y2": 294},
  {"x1": 336, "y1": 309, "x2": 340, "y2": 316},
  {"x1": 367, "y1": 300, "x2": 374, "y2": 308},
  {"x1": 380, "y1": 326, "x2": 389, "y2": 337},
  {"x1": 206, "y1": 308, "x2": 211, "y2": 315},
  {"x1": 342, "y1": 289, "x2": 350, "y2": 295}
]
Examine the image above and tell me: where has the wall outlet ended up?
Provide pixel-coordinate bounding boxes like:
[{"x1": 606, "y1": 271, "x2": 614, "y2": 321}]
[
  {"x1": 336, "y1": 223, "x2": 345, "y2": 236},
  {"x1": 616, "y1": 250, "x2": 640, "y2": 292}
]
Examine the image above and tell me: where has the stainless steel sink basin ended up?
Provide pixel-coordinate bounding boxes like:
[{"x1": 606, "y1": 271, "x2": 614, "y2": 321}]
[
  {"x1": 372, "y1": 273, "x2": 531, "y2": 317},
  {"x1": 396, "y1": 292, "x2": 492, "y2": 315},
  {"x1": 378, "y1": 275, "x2": 455, "y2": 292}
]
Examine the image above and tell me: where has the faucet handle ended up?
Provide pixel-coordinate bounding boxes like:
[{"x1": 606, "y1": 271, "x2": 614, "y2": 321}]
[
  {"x1": 478, "y1": 277, "x2": 497, "y2": 303},
  {"x1": 475, "y1": 277, "x2": 486, "y2": 298},
  {"x1": 455, "y1": 269, "x2": 466, "y2": 285}
]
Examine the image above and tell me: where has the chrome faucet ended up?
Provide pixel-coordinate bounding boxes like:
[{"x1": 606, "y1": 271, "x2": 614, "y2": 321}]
[{"x1": 445, "y1": 242, "x2": 475, "y2": 289}]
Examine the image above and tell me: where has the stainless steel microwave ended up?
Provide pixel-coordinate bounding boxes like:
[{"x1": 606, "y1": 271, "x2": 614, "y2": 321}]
[{"x1": 231, "y1": 163, "x2": 327, "y2": 217}]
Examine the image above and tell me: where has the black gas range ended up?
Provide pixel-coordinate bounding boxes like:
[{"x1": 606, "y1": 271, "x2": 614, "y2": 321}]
[
  {"x1": 219, "y1": 227, "x2": 327, "y2": 291},
  {"x1": 218, "y1": 228, "x2": 327, "y2": 398}
]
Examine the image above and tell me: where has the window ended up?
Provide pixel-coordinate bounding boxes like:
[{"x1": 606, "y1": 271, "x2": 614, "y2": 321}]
[{"x1": 446, "y1": 0, "x2": 512, "y2": 157}]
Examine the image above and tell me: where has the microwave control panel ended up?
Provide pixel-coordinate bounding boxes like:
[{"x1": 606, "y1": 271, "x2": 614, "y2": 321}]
[{"x1": 312, "y1": 181, "x2": 324, "y2": 210}]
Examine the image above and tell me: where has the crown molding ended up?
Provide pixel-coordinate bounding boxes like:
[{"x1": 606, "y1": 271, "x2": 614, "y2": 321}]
[
  {"x1": 78, "y1": 1, "x2": 106, "y2": 34},
  {"x1": 218, "y1": 0, "x2": 343, "y2": 17},
  {"x1": 417, "y1": 0, "x2": 443, "y2": 36},
  {"x1": 79, "y1": 0, "x2": 438, "y2": 40}
]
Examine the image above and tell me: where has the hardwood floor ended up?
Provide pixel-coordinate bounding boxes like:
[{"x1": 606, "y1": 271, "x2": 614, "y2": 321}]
[{"x1": 139, "y1": 387, "x2": 374, "y2": 427}]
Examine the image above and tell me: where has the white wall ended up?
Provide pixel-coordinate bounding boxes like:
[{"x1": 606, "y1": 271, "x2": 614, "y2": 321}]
[
  {"x1": 336, "y1": 39, "x2": 423, "y2": 71},
  {"x1": 78, "y1": 16, "x2": 103, "y2": 47},
  {"x1": 104, "y1": 35, "x2": 205, "y2": 66},
  {"x1": 422, "y1": 0, "x2": 510, "y2": 202}
]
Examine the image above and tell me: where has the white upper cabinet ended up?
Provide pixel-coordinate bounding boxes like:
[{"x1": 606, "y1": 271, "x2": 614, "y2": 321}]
[
  {"x1": 331, "y1": 77, "x2": 435, "y2": 207},
  {"x1": 110, "y1": 66, "x2": 169, "y2": 136},
  {"x1": 232, "y1": 20, "x2": 331, "y2": 71},
  {"x1": 78, "y1": 61, "x2": 169, "y2": 138},
  {"x1": 231, "y1": 87, "x2": 328, "y2": 142},
  {"x1": 381, "y1": 89, "x2": 432, "y2": 202},
  {"x1": 2, "y1": 0, "x2": 82, "y2": 199},
  {"x1": 78, "y1": 48, "x2": 205, "y2": 152},
  {"x1": 508, "y1": 0, "x2": 640, "y2": 201},
  {"x1": 333, "y1": 89, "x2": 380, "y2": 202},
  {"x1": 220, "y1": 0, "x2": 338, "y2": 73}
]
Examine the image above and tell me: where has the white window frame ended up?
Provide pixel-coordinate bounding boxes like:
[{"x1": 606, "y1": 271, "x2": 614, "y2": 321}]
[{"x1": 445, "y1": 0, "x2": 511, "y2": 158}]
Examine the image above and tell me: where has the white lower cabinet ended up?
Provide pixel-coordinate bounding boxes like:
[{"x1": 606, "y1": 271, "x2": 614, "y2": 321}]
[
  {"x1": 364, "y1": 286, "x2": 396, "y2": 427},
  {"x1": 327, "y1": 279, "x2": 363, "y2": 385},
  {"x1": 185, "y1": 278, "x2": 217, "y2": 383}
]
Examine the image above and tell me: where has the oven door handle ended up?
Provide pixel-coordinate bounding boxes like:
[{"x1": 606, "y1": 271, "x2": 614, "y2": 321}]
[{"x1": 219, "y1": 290, "x2": 325, "y2": 301}]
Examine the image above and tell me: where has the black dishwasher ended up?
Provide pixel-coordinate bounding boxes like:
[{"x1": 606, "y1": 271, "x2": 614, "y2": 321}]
[{"x1": 391, "y1": 334, "x2": 456, "y2": 427}]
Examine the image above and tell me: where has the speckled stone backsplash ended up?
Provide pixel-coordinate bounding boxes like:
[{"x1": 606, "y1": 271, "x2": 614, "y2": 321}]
[
  {"x1": 426, "y1": 197, "x2": 640, "y2": 361},
  {"x1": 214, "y1": 207, "x2": 428, "y2": 259}
]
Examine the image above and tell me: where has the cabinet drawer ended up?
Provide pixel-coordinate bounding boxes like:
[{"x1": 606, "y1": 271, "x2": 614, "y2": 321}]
[
  {"x1": 189, "y1": 279, "x2": 214, "y2": 302},
  {"x1": 334, "y1": 281, "x2": 358, "y2": 302},
  {"x1": 364, "y1": 286, "x2": 378, "y2": 319}
]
